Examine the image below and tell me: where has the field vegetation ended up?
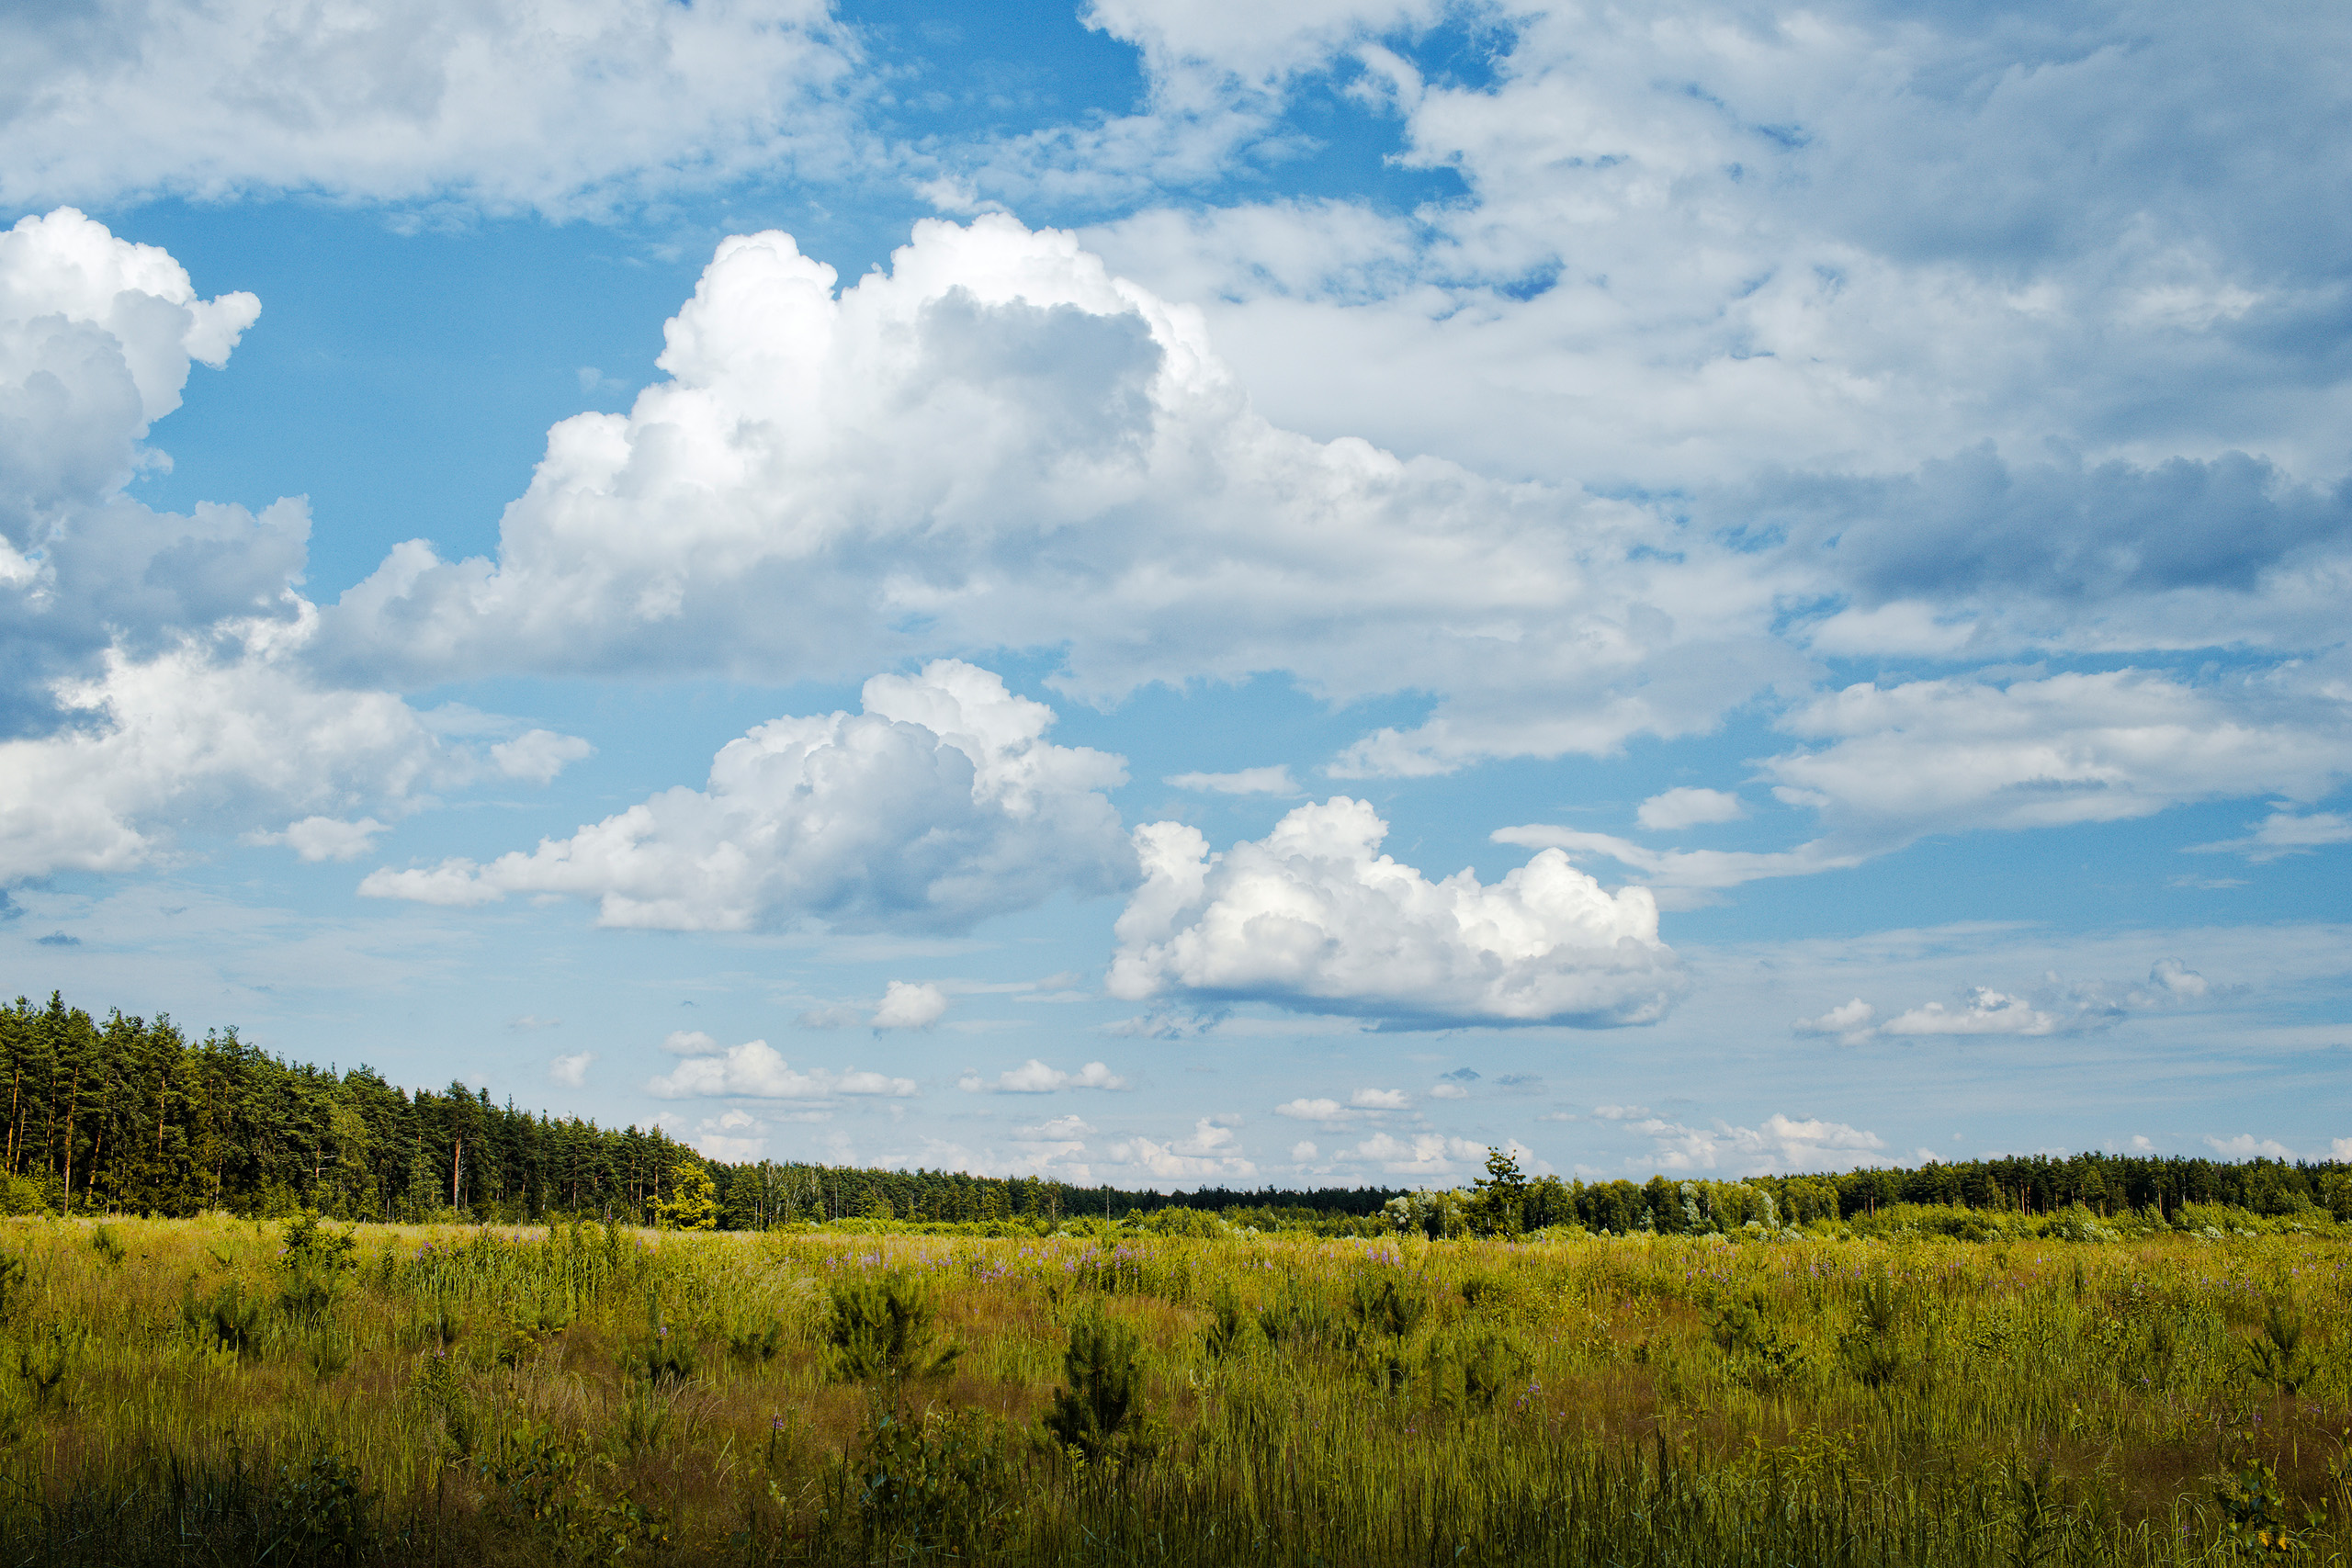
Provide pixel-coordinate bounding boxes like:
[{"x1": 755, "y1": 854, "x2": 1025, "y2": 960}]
[{"x1": 0, "y1": 1198, "x2": 2340, "y2": 1564}]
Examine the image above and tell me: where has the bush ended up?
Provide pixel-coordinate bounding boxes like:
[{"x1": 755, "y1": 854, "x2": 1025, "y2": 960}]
[
  {"x1": 1043, "y1": 1311, "x2": 1144, "y2": 1461},
  {"x1": 822, "y1": 1272, "x2": 959, "y2": 1386}
]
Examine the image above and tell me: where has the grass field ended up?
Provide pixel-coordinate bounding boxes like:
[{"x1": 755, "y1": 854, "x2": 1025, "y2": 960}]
[{"x1": 0, "y1": 1210, "x2": 2343, "y2": 1564}]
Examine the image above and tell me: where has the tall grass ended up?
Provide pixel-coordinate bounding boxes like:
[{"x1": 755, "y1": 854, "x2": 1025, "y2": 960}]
[{"x1": 0, "y1": 1213, "x2": 2339, "y2": 1563}]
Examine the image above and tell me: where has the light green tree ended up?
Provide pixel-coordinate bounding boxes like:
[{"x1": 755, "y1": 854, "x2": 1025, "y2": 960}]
[{"x1": 656, "y1": 1160, "x2": 721, "y2": 1230}]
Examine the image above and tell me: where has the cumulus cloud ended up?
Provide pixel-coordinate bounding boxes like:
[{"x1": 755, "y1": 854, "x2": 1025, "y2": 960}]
[
  {"x1": 1881, "y1": 988, "x2": 2060, "y2": 1039},
  {"x1": 958, "y1": 1059, "x2": 1129, "y2": 1094},
  {"x1": 1338, "y1": 1131, "x2": 1485, "y2": 1177},
  {"x1": 0, "y1": 0, "x2": 858, "y2": 217},
  {"x1": 2204, "y1": 1134, "x2": 2293, "y2": 1161},
  {"x1": 358, "y1": 660, "x2": 1130, "y2": 931},
  {"x1": 871, "y1": 981, "x2": 949, "y2": 1030},
  {"x1": 1634, "y1": 1113, "x2": 1887, "y2": 1176},
  {"x1": 1637, "y1": 788, "x2": 1746, "y2": 831},
  {"x1": 1796, "y1": 998, "x2": 1878, "y2": 1046},
  {"x1": 318, "y1": 213, "x2": 1795, "y2": 771},
  {"x1": 644, "y1": 1031, "x2": 916, "y2": 1100},
  {"x1": 1107, "y1": 796, "x2": 1681, "y2": 1027},
  {"x1": 0, "y1": 209, "x2": 604, "y2": 883},
  {"x1": 491, "y1": 729, "x2": 594, "y2": 785},
  {"x1": 548, "y1": 1052, "x2": 594, "y2": 1088},
  {"x1": 1104, "y1": 1118, "x2": 1256, "y2": 1180}
]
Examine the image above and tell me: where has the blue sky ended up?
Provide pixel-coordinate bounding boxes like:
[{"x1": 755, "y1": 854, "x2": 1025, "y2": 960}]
[{"x1": 2, "y1": 0, "x2": 2346, "y2": 1187}]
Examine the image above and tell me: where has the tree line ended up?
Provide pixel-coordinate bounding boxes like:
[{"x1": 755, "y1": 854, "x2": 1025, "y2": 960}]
[{"x1": 3, "y1": 992, "x2": 2344, "y2": 1230}]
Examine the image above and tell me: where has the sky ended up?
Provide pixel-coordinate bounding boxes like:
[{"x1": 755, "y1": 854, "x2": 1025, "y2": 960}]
[{"x1": 1, "y1": 0, "x2": 2346, "y2": 1189}]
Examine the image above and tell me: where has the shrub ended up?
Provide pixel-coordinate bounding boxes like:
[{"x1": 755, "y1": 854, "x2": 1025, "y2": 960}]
[
  {"x1": 1043, "y1": 1311, "x2": 1144, "y2": 1461},
  {"x1": 843, "y1": 1404, "x2": 1020, "y2": 1557},
  {"x1": 2243, "y1": 1299, "x2": 2317, "y2": 1396},
  {"x1": 822, "y1": 1272, "x2": 959, "y2": 1386}
]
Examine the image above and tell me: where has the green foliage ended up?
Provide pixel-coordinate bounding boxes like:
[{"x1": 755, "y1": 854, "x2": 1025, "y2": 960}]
[
  {"x1": 2241, "y1": 1299, "x2": 2318, "y2": 1396},
  {"x1": 728, "y1": 1319, "x2": 785, "y2": 1367},
  {"x1": 1467, "y1": 1146, "x2": 1528, "y2": 1237},
  {"x1": 821, "y1": 1271, "x2": 959, "y2": 1385},
  {"x1": 1258, "y1": 1291, "x2": 1349, "y2": 1353},
  {"x1": 1839, "y1": 1276, "x2": 1908, "y2": 1391},
  {"x1": 187, "y1": 1279, "x2": 264, "y2": 1359},
  {"x1": 837, "y1": 1404, "x2": 1021, "y2": 1558},
  {"x1": 655, "y1": 1160, "x2": 720, "y2": 1231},
  {"x1": 1202, "y1": 1286, "x2": 1249, "y2": 1360},
  {"x1": 479, "y1": 1420, "x2": 670, "y2": 1562},
  {"x1": 2216, "y1": 1458, "x2": 2324, "y2": 1558},
  {"x1": 266, "y1": 1450, "x2": 372, "y2": 1565},
  {"x1": 1351, "y1": 1272, "x2": 1430, "y2": 1340},
  {"x1": 1042, "y1": 1310, "x2": 1145, "y2": 1461},
  {"x1": 14, "y1": 1332, "x2": 70, "y2": 1410},
  {"x1": 88, "y1": 1224, "x2": 124, "y2": 1269},
  {"x1": 1708, "y1": 1288, "x2": 1815, "y2": 1392}
]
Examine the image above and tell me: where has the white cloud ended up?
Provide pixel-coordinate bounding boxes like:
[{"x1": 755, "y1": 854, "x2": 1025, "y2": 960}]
[
  {"x1": 246, "y1": 815, "x2": 390, "y2": 863},
  {"x1": 1340, "y1": 1132, "x2": 1484, "y2": 1177},
  {"x1": 2188, "y1": 808, "x2": 2352, "y2": 863},
  {"x1": 1795, "y1": 998, "x2": 1877, "y2": 1046},
  {"x1": 1592, "y1": 1104, "x2": 1650, "y2": 1122},
  {"x1": 2204, "y1": 1134, "x2": 2293, "y2": 1161},
  {"x1": 1637, "y1": 788, "x2": 1747, "y2": 831},
  {"x1": 1830, "y1": 962, "x2": 2218, "y2": 1043},
  {"x1": 1108, "y1": 796, "x2": 1682, "y2": 1026},
  {"x1": 1273, "y1": 1098, "x2": 1346, "y2": 1122},
  {"x1": 959, "y1": 1058, "x2": 1129, "y2": 1094},
  {"x1": 871, "y1": 980, "x2": 948, "y2": 1030},
  {"x1": 318, "y1": 212, "x2": 1792, "y2": 768},
  {"x1": 0, "y1": 0, "x2": 857, "y2": 218},
  {"x1": 0, "y1": 622, "x2": 470, "y2": 881},
  {"x1": 1428, "y1": 1081, "x2": 1468, "y2": 1100},
  {"x1": 548, "y1": 1052, "x2": 594, "y2": 1088},
  {"x1": 2334, "y1": 1137, "x2": 2352, "y2": 1162},
  {"x1": 357, "y1": 660, "x2": 1131, "y2": 931},
  {"x1": 1104, "y1": 1118, "x2": 1256, "y2": 1179},
  {"x1": 1501, "y1": 671, "x2": 2352, "y2": 893},
  {"x1": 1165, "y1": 765, "x2": 1300, "y2": 795},
  {"x1": 1018, "y1": 1114, "x2": 1095, "y2": 1139},
  {"x1": 491, "y1": 729, "x2": 594, "y2": 785},
  {"x1": 1634, "y1": 1112, "x2": 1887, "y2": 1176},
  {"x1": 644, "y1": 1031, "x2": 916, "y2": 1100},
  {"x1": 1880, "y1": 987, "x2": 2059, "y2": 1038},
  {"x1": 1290, "y1": 1139, "x2": 1319, "y2": 1161}
]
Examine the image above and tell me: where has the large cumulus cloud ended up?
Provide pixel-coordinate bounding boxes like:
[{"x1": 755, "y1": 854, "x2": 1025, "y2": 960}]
[
  {"x1": 318, "y1": 214, "x2": 1793, "y2": 759},
  {"x1": 0, "y1": 209, "x2": 584, "y2": 881},
  {"x1": 1107, "y1": 796, "x2": 1681, "y2": 1028},
  {"x1": 360, "y1": 660, "x2": 1132, "y2": 932}
]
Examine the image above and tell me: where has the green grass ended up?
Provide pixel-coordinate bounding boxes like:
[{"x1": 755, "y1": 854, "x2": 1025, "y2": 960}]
[{"x1": 0, "y1": 1213, "x2": 2342, "y2": 1564}]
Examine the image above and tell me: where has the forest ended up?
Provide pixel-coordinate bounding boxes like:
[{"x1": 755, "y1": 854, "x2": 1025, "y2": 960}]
[{"x1": 5, "y1": 992, "x2": 2347, "y2": 1233}]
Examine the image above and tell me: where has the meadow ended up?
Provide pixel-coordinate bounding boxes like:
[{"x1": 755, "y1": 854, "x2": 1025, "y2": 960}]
[{"x1": 0, "y1": 1208, "x2": 2342, "y2": 1565}]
